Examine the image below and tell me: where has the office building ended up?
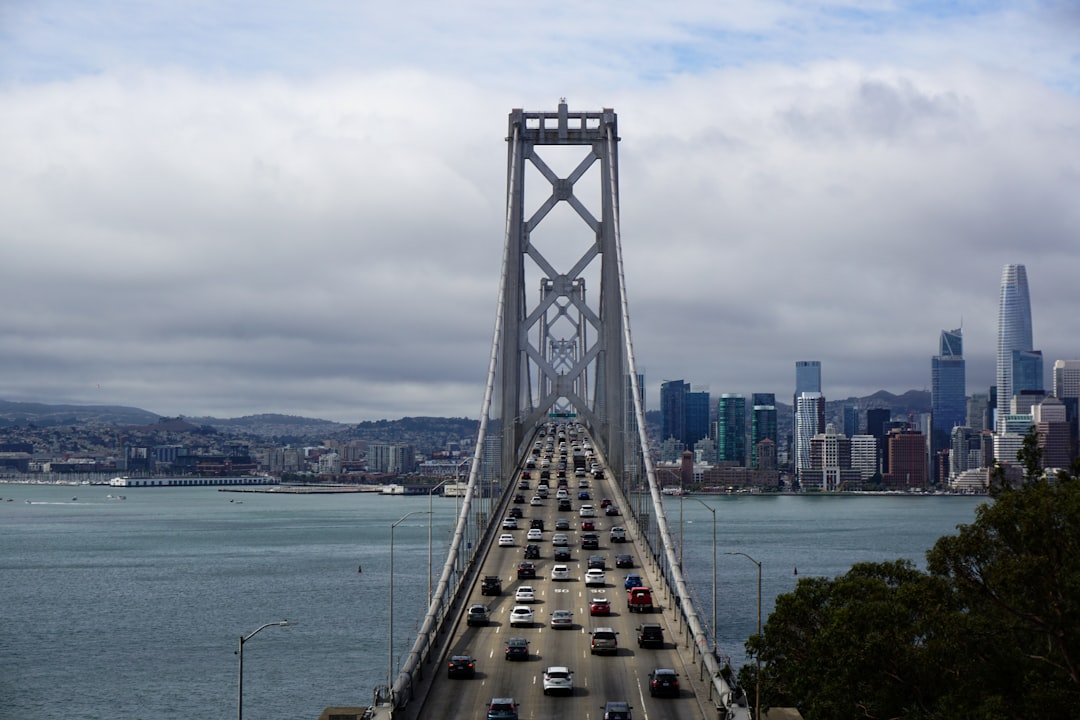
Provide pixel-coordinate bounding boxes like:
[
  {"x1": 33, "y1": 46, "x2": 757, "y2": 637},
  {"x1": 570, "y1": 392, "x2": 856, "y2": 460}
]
[
  {"x1": 805, "y1": 423, "x2": 859, "y2": 491},
  {"x1": 685, "y1": 389, "x2": 711, "y2": 450},
  {"x1": 660, "y1": 380, "x2": 709, "y2": 451},
  {"x1": 751, "y1": 393, "x2": 778, "y2": 470},
  {"x1": 850, "y1": 435, "x2": 878, "y2": 480},
  {"x1": 795, "y1": 361, "x2": 822, "y2": 395},
  {"x1": 1033, "y1": 398, "x2": 1072, "y2": 469},
  {"x1": 1053, "y1": 359, "x2": 1080, "y2": 399},
  {"x1": 932, "y1": 327, "x2": 966, "y2": 452},
  {"x1": 715, "y1": 394, "x2": 747, "y2": 466},
  {"x1": 883, "y1": 429, "x2": 928, "y2": 489},
  {"x1": 842, "y1": 404, "x2": 859, "y2": 438},
  {"x1": 1011, "y1": 349, "x2": 1044, "y2": 396},
  {"x1": 795, "y1": 392, "x2": 824, "y2": 479},
  {"x1": 866, "y1": 407, "x2": 891, "y2": 475},
  {"x1": 660, "y1": 380, "x2": 688, "y2": 446},
  {"x1": 967, "y1": 393, "x2": 990, "y2": 432},
  {"x1": 996, "y1": 264, "x2": 1034, "y2": 411}
]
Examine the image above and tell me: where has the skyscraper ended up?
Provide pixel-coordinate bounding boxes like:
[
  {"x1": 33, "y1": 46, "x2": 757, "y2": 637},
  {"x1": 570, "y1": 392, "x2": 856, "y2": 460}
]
[
  {"x1": 932, "y1": 327, "x2": 967, "y2": 475},
  {"x1": 996, "y1": 264, "x2": 1034, "y2": 408},
  {"x1": 660, "y1": 380, "x2": 688, "y2": 445},
  {"x1": 685, "y1": 389, "x2": 711, "y2": 449},
  {"x1": 794, "y1": 362, "x2": 824, "y2": 477},
  {"x1": 716, "y1": 394, "x2": 747, "y2": 466},
  {"x1": 751, "y1": 393, "x2": 778, "y2": 470},
  {"x1": 795, "y1": 392, "x2": 824, "y2": 479},
  {"x1": 795, "y1": 361, "x2": 821, "y2": 395}
]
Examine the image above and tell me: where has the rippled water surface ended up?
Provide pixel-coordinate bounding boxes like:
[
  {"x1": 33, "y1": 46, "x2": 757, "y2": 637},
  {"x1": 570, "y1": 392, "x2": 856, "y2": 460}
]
[{"x1": 0, "y1": 484, "x2": 984, "y2": 719}]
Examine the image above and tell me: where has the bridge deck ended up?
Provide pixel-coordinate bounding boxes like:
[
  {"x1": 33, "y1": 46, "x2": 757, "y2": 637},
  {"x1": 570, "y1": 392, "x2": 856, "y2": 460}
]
[{"x1": 391, "y1": 432, "x2": 740, "y2": 720}]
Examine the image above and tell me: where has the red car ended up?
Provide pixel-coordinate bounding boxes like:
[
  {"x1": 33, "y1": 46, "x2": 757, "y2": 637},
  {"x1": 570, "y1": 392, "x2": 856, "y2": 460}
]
[
  {"x1": 600, "y1": 498, "x2": 612, "y2": 508},
  {"x1": 581, "y1": 519, "x2": 596, "y2": 531},
  {"x1": 589, "y1": 597, "x2": 611, "y2": 616}
]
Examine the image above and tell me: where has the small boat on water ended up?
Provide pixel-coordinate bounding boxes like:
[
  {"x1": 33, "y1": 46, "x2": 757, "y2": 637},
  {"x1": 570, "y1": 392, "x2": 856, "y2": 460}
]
[{"x1": 380, "y1": 484, "x2": 405, "y2": 496}]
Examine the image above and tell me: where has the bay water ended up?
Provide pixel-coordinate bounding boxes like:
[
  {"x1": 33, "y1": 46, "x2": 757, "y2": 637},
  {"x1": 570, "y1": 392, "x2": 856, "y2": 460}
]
[{"x1": 0, "y1": 484, "x2": 985, "y2": 719}]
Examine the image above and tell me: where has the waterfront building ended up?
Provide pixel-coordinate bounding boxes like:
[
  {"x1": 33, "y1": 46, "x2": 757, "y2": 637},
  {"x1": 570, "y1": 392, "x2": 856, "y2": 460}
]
[
  {"x1": 716, "y1": 394, "x2": 747, "y2": 466},
  {"x1": 996, "y1": 264, "x2": 1034, "y2": 414},
  {"x1": 949, "y1": 426, "x2": 984, "y2": 480},
  {"x1": 883, "y1": 429, "x2": 928, "y2": 489},
  {"x1": 805, "y1": 423, "x2": 859, "y2": 491},
  {"x1": 850, "y1": 434, "x2": 878, "y2": 479},
  {"x1": 368, "y1": 443, "x2": 417, "y2": 474}
]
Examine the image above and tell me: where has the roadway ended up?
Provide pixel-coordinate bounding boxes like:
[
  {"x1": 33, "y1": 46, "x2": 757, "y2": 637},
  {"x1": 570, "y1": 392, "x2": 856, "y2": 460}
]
[{"x1": 414, "y1": 437, "x2": 712, "y2": 720}]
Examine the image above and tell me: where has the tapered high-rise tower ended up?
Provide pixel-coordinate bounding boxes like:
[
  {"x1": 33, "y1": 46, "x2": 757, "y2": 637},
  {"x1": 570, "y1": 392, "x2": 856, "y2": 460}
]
[{"x1": 996, "y1": 264, "x2": 1034, "y2": 405}]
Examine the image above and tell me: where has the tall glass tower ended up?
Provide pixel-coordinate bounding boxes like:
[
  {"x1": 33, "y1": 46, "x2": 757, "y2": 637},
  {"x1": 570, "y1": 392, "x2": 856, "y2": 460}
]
[
  {"x1": 932, "y1": 329, "x2": 966, "y2": 432},
  {"x1": 716, "y1": 394, "x2": 747, "y2": 465},
  {"x1": 996, "y1": 264, "x2": 1034, "y2": 405},
  {"x1": 751, "y1": 393, "x2": 778, "y2": 469}
]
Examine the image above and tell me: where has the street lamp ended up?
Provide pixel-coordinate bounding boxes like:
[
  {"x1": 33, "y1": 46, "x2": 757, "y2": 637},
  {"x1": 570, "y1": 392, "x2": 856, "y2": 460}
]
[
  {"x1": 389, "y1": 510, "x2": 431, "y2": 693},
  {"x1": 726, "y1": 551, "x2": 762, "y2": 720},
  {"x1": 428, "y1": 478, "x2": 458, "y2": 602},
  {"x1": 237, "y1": 620, "x2": 289, "y2": 720},
  {"x1": 688, "y1": 497, "x2": 717, "y2": 653}
]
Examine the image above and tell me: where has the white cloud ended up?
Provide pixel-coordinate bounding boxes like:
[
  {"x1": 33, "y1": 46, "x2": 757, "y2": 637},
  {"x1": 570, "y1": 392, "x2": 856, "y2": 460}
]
[{"x1": 1, "y1": 2, "x2": 1078, "y2": 420}]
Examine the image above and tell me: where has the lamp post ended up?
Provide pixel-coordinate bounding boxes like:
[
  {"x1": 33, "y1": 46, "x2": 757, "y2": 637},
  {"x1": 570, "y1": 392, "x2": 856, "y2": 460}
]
[
  {"x1": 237, "y1": 620, "x2": 289, "y2": 720},
  {"x1": 688, "y1": 497, "x2": 717, "y2": 652},
  {"x1": 428, "y1": 478, "x2": 456, "y2": 602},
  {"x1": 389, "y1": 510, "x2": 431, "y2": 693},
  {"x1": 726, "y1": 551, "x2": 762, "y2": 720}
]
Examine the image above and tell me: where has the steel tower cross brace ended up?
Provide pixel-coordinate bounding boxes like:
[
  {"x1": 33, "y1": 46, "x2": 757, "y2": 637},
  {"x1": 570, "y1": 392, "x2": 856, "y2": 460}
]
[{"x1": 498, "y1": 101, "x2": 625, "y2": 477}]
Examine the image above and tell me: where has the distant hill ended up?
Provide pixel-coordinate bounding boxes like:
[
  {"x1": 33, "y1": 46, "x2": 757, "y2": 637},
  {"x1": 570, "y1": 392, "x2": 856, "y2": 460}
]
[{"x1": 0, "y1": 400, "x2": 160, "y2": 427}]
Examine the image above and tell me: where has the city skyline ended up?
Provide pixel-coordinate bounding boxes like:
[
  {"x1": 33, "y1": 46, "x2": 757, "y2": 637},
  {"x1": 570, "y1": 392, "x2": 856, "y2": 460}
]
[{"x1": 2, "y1": 3, "x2": 1079, "y2": 423}]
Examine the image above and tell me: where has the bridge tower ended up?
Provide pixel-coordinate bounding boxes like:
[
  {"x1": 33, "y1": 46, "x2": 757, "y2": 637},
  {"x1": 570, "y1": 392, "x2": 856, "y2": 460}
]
[{"x1": 491, "y1": 101, "x2": 637, "y2": 485}]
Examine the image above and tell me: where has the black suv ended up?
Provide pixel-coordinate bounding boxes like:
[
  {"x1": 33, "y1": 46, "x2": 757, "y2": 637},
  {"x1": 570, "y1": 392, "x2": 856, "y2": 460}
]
[
  {"x1": 530, "y1": 518, "x2": 545, "y2": 531},
  {"x1": 523, "y1": 544, "x2": 540, "y2": 559},
  {"x1": 587, "y1": 554, "x2": 606, "y2": 570},
  {"x1": 553, "y1": 546, "x2": 571, "y2": 561},
  {"x1": 581, "y1": 533, "x2": 600, "y2": 550},
  {"x1": 481, "y1": 575, "x2": 502, "y2": 596},
  {"x1": 517, "y1": 561, "x2": 537, "y2": 579},
  {"x1": 637, "y1": 623, "x2": 664, "y2": 648}
]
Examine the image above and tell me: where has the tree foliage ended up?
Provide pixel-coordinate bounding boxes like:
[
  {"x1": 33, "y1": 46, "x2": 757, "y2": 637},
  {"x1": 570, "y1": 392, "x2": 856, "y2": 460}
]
[{"x1": 743, "y1": 432, "x2": 1080, "y2": 720}]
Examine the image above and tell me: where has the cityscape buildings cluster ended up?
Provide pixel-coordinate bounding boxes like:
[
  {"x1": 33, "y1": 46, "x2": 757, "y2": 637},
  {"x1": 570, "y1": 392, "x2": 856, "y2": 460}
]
[{"x1": 655, "y1": 264, "x2": 1078, "y2": 492}]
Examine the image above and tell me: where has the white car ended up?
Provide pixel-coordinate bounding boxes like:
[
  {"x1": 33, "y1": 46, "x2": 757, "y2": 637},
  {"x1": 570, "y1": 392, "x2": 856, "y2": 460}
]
[
  {"x1": 515, "y1": 585, "x2": 537, "y2": 603},
  {"x1": 498, "y1": 534, "x2": 515, "y2": 547},
  {"x1": 502, "y1": 517, "x2": 518, "y2": 529},
  {"x1": 550, "y1": 564, "x2": 570, "y2": 580},
  {"x1": 542, "y1": 666, "x2": 574, "y2": 695},
  {"x1": 530, "y1": 496, "x2": 544, "y2": 506},
  {"x1": 549, "y1": 609, "x2": 574, "y2": 629},
  {"x1": 555, "y1": 488, "x2": 569, "y2": 500},
  {"x1": 579, "y1": 505, "x2": 596, "y2": 518},
  {"x1": 526, "y1": 528, "x2": 543, "y2": 541},
  {"x1": 509, "y1": 605, "x2": 534, "y2": 626},
  {"x1": 584, "y1": 568, "x2": 606, "y2": 586}
]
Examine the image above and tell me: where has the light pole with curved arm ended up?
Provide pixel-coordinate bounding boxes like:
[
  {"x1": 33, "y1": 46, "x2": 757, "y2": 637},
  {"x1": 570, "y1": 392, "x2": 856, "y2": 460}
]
[
  {"x1": 389, "y1": 510, "x2": 431, "y2": 693},
  {"x1": 726, "y1": 551, "x2": 762, "y2": 720},
  {"x1": 237, "y1": 620, "x2": 289, "y2": 720},
  {"x1": 688, "y1": 497, "x2": 717, "y2": 652}
]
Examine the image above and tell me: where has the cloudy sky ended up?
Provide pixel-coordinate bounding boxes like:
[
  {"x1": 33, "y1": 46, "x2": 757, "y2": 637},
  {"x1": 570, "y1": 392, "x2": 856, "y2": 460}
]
[{"x1": 2, "y1": 1, "x2": 1078, "y2": 422}]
